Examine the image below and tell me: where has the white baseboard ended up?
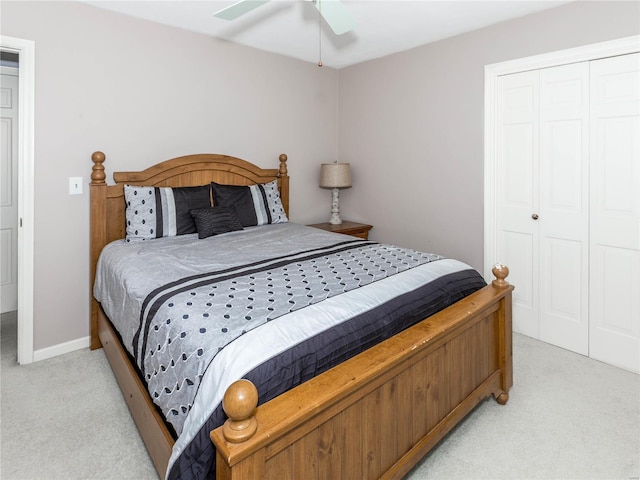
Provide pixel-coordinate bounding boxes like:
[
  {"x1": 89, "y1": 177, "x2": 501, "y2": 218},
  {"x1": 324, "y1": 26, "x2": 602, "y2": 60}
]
[{"x1": 33, "y1": 336, "x2": 90, "y2": 362}]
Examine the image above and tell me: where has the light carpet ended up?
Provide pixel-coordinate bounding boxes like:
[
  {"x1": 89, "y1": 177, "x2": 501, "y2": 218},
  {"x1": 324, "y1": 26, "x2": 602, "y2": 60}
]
[{"x1": 1, "y1": 311, "x2": 638, "y2": 480}]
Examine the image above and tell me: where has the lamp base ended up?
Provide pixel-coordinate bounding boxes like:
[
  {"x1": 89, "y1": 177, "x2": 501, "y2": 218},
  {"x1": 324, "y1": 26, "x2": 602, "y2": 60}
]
[{"x1": 328, "y1": 188, "x2": 343, "y2": 225}]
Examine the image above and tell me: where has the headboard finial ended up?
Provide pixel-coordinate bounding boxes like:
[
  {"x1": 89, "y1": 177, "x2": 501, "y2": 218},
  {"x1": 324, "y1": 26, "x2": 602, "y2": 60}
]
[
  {"x1": 279, "y1": 153, "x2": 288, "y2": 177},
  {"x1": 91, "y1": 151, "x2": 106, "y2": 184}
]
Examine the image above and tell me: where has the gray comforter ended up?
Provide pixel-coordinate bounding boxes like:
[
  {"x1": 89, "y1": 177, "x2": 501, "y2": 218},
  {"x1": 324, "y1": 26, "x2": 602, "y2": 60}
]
[{"x1": 94, "y1": 222, "x2": 486, "y2": 480}]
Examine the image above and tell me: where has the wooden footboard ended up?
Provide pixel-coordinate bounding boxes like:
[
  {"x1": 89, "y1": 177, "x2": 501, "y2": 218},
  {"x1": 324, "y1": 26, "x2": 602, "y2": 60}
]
[{"x1": 211, "y1": 266, "x2": 513, "y2": 480}]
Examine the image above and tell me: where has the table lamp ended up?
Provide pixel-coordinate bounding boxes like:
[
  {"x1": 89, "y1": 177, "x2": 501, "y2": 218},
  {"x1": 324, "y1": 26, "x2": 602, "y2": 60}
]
[{"x1": 319, "y1": 162, "x2": 352, "y2": 225}]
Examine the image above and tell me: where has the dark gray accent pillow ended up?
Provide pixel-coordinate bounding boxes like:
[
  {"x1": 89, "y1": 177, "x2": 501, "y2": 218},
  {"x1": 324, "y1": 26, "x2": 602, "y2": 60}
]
[{"x1": 190, "y1": 207, "x2": 244, "y2": 239}]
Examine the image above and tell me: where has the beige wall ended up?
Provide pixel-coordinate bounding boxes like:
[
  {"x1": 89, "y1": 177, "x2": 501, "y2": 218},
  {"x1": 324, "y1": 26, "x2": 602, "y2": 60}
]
[
  {"x1": 2, "y1": 0, "x2": 639, "y2": 353},
  {"x1": 338, "y1": 0, "x2": 640, "y2": 271},
  {"x1": 1, "y1": 1, "x2": 339, "y2": 351}
]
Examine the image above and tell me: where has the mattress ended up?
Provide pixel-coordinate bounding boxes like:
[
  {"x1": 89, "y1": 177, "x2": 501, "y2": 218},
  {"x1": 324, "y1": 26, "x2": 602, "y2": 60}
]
[{"x1": 93, "y1": 222, "x2": 486, "y2": 480}]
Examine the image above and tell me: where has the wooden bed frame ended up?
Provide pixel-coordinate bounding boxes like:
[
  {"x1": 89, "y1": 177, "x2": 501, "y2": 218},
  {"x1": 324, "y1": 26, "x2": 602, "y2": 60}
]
[{"x1": 90, "y1": 151, "x2": 513, "y2": 480}]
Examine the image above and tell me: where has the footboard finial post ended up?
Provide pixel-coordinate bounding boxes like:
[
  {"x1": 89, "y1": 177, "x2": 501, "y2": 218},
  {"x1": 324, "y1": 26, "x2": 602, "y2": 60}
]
[
  {"x1": 491, "y1": 263, "x2": 510, "y2": 288},
  {"x1": 222, "y1": 379, "x2": 259, "y2": 443}
]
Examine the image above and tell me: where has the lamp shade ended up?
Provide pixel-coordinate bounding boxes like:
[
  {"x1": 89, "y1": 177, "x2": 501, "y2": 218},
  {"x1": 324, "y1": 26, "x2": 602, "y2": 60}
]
[{"x1": 319, "y1": 163, "x2": 352, "y2": 188}]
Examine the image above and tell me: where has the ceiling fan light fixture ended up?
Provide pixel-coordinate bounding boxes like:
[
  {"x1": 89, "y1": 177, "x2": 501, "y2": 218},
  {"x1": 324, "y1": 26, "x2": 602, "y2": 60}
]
[
  {"x1": 214, "y1": 0, "x2": 269, "y2": 21},
  {"x1": 312, "y1": 0, "x2": 355, "y2": 35},
  {"x1": 214, "y1": 0, "x2": 355, "y2": 35},
  {"x1": 213, "y1": 0, "x2": 355, "y2": 67}
]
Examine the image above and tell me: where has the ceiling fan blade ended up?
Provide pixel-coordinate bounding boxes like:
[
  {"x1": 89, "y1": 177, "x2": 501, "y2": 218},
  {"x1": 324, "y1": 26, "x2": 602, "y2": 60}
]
[
  {"x1": 214, "y1": 0, "x2": 270, "y2": 21},
  {"x1": 314, "y1": 0, "x2": 355, "y2": 35}
]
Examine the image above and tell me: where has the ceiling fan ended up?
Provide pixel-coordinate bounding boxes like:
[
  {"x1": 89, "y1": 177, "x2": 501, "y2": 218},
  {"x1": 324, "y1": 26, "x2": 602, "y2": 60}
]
[{"x1": 214, "y1": 0, "x2": 356, "y2": 35}]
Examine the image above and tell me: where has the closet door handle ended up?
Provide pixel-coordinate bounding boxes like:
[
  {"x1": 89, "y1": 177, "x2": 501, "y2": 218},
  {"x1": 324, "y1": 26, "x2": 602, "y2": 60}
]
[{"x1": 532, "y1": 213, "x2": 539, "y2": 220}]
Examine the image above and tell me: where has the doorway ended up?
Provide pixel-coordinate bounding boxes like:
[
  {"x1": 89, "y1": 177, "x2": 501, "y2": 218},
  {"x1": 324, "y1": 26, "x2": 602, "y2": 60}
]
[
  {"x1": 1, "y1": 55, "x2": 19, "y2": 314},
  {"x1": 0, "y1": 35, "x2": 35, "y2": 365}
]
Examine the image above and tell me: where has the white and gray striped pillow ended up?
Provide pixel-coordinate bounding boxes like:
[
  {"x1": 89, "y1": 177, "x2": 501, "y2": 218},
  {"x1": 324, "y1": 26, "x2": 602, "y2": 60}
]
[{"x1": 124, "y1": 184, "x2": 211, "y2": 242}]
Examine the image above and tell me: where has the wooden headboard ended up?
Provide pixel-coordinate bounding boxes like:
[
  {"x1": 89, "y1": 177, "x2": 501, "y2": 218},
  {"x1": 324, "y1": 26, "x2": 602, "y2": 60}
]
[{"x1": 89, "y1": 151, "x2": 289, "y2": 349}]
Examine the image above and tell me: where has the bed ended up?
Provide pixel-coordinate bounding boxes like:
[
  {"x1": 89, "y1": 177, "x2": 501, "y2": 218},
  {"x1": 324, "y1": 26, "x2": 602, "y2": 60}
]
[{"x1": 89, "y1": 150, "x2": 513, "y2": 480}]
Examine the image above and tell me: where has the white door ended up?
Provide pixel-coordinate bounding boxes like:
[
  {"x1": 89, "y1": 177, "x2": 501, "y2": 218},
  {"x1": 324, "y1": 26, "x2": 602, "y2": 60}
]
[
  {"x1": 1, "y1": 68, "x2": 19, "y2": 313},
  {"x1": 589, "y1": 53, "x2": 640, "y2": 373},
  {"x1": 496, "y1": 70, "x2": 540, "y2": 340},
  {"x1": 538, "y1": 62, "x2": 590, "y2": 355},
  {"x1": 496, "y1": 65, "x2": 590, "y2": 355}
]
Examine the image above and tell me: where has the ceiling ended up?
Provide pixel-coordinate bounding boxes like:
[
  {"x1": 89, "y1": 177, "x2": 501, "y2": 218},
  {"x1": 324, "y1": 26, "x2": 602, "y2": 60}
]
[{"x1": 82, "y1": 0, "x2": 574, "y2": 69}]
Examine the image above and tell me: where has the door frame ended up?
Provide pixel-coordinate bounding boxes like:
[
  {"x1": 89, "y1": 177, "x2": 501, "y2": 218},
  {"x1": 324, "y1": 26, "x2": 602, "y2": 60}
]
[
  {"x1": 484, "y1": 35, "x2": 640, "y2": 281},
  {"x1": 1, "y1": 35, "x2": 35, "y2": 364}
]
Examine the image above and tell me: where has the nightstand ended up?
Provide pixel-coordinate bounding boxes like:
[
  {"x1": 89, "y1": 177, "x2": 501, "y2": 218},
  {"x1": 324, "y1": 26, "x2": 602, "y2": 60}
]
[{"x1": 307, "y1": 221, "x2": 373, "y2": 240}]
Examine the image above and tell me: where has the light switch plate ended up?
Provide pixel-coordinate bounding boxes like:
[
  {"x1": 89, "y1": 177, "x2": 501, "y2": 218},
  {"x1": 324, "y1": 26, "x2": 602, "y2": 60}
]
[{"x1": 69, "y1": 177, "x2": 83, "y2": 195}]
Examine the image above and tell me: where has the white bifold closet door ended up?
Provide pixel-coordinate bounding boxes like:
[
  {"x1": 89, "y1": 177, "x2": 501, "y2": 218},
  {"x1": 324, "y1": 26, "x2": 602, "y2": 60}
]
[
  {"x1": 538, "y1": 62, "x2": 590, "y2": 356},
  {"x1": 497, "y1": 62, "x2": 590, "y2": 356},
  {"x1": 589, "y1": 53, "x2": 640, "y2": 371},
  {"x1": 496, "y1": 52, "x2": 639, "y2": 372}
]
